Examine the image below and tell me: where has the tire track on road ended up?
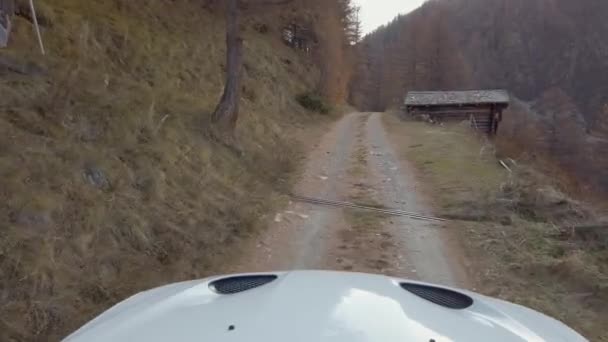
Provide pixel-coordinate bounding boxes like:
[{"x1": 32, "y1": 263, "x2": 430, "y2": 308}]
[{"x1": 231, "y1": 112, "x2": 469, "y2": 289}]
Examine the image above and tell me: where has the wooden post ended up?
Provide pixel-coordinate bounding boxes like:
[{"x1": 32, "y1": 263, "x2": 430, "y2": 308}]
[
  {"x1": 489, "y1": 104, "x2": 495, "y2": 135},
  {"x1": 29, "y1": 0, "x2": 45, "y2": 55},
  {"x1": 494, "y1": 108, "x2": 503, "y2": 135}
]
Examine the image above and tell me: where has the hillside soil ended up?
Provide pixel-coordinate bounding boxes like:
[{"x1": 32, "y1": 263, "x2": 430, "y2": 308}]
[
  {"x1": 230, "y1": 112, "x2": 470, "y2": 288},
  {"x1": 0, "y1": 2, "x2": 329, "y2": 340}
]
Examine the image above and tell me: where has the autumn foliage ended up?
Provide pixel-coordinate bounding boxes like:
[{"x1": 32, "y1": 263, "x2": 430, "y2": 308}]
[
  {"x1": 207, "y1": 0, "x2": 360, "y2": 133},
  {"x1": 350, "y1": 2, "x2": 472, "y2": 111}
]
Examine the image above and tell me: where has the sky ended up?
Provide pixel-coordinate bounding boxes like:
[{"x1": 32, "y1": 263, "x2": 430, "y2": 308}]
[{"x1": 355, "y1": 0, "x2": 427, "y2": 34}]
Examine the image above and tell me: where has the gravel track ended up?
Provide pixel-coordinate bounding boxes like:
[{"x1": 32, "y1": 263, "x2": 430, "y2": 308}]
[{"x1": 232, "y1": 112, "x2": 468, "y2": 288}]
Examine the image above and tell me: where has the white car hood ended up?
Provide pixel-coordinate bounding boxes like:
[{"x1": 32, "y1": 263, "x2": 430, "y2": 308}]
[{"x1": 63, "y1": 271, "x2": 587, "y2": 342}]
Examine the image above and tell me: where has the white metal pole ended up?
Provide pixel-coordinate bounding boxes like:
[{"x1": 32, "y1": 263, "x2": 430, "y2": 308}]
[{"x1": 29, "y1": 0, "x2": 45, "y2": 55}]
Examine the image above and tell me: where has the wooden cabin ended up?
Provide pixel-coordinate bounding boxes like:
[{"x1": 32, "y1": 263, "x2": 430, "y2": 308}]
[{"x1": 404, "y1": 90, "x2": 510, "y2": 135}]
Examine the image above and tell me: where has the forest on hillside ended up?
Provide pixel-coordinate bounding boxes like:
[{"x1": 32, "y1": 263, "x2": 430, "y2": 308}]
[
  {"x1": 350, "y1": 0, "x2": 608, "y2": 197},
  {"x1": 203, "y1": 0, "x2": 362, "y2": 130}
]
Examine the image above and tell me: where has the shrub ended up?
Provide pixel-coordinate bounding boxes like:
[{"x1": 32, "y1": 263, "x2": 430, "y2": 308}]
[{"x1": 296, "y1": 92, "x2": 330, "y2": 114}]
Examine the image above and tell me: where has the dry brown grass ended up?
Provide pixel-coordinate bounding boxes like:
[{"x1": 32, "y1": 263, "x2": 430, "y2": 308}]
[
  {"x1": 0, "y1": 1, "x2": 328, "y2": 340},
  {"x1": 497, "y1": 99, "x2": 608, "y2": 205},
  {"x1": 383, "y1": 114, "x2": 608, "y2": 341}
]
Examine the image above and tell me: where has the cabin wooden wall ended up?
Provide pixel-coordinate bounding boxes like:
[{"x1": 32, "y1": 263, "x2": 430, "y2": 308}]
[{"x1": 406, "y1": 104, "x2": 505, "y2": 135}]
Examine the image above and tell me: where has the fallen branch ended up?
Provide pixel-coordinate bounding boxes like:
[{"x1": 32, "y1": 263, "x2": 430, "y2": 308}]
[
  {"x1": 154, "y1": 114, "x2": 170, "y2": 134},
  {"x1": 564, "y1": 224, "x2": 608, "y2": 232},
  {"x1": 499, "y1": 160, "x2": 512, "y2": 173},
  {"x1": 440, "y1": 213, "x2": 512, "y2": 225},
  {"x1": 557, "y1": 223, "x2": 608, "y2": 240},
  {"x1": 440, "y1": 213, "x2": 492, "y2": 222}
]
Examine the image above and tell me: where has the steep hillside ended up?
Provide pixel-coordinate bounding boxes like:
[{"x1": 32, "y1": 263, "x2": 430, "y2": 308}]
[
  {"x1": 0, "y1": 1, "x2": 338, "y2": 340},
  {"x1": 351, "y1": 0, "x2": 608, "y2": 196}
]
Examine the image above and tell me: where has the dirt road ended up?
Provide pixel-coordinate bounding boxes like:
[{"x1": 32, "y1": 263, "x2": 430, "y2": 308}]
[{"x1": 231, "y1": 112, "x2": 469, "y2": 288}]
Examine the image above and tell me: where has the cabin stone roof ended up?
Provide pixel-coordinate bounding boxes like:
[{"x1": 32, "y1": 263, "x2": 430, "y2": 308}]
[{"x1": 405, "y1": 90, "x2": 510, "y2": 106}]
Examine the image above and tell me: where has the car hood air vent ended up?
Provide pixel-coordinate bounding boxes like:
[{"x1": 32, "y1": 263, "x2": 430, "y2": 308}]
[
  {"x1": 400, "y1": 282, "x2": 473, "y2": 309},
  {"x1": 210, "y1": 275, "x2": 278, "y2": 294}
]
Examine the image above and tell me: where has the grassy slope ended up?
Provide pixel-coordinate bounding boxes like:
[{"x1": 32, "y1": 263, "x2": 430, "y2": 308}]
[
  {"x1": 0, "y1": 1, "x2": 325, "y2": 340},
  {"x1": 383, "y1": 114, "x2": 608, "y2": 341}
]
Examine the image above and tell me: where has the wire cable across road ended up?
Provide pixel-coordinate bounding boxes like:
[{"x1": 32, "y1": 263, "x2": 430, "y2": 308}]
[{"x1": 289, "y1": 194, "x2": 449, "y2": 223}]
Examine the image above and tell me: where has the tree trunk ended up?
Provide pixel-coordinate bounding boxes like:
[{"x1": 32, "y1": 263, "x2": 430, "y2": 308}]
[{"x1": 211, "y1": 0, "x2": 243, "y2": 131}]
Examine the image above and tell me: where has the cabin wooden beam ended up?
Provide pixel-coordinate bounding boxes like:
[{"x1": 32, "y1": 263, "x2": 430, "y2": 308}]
[{"x1": 406, "y1": 103, "x2": 508, "y2": 136}]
